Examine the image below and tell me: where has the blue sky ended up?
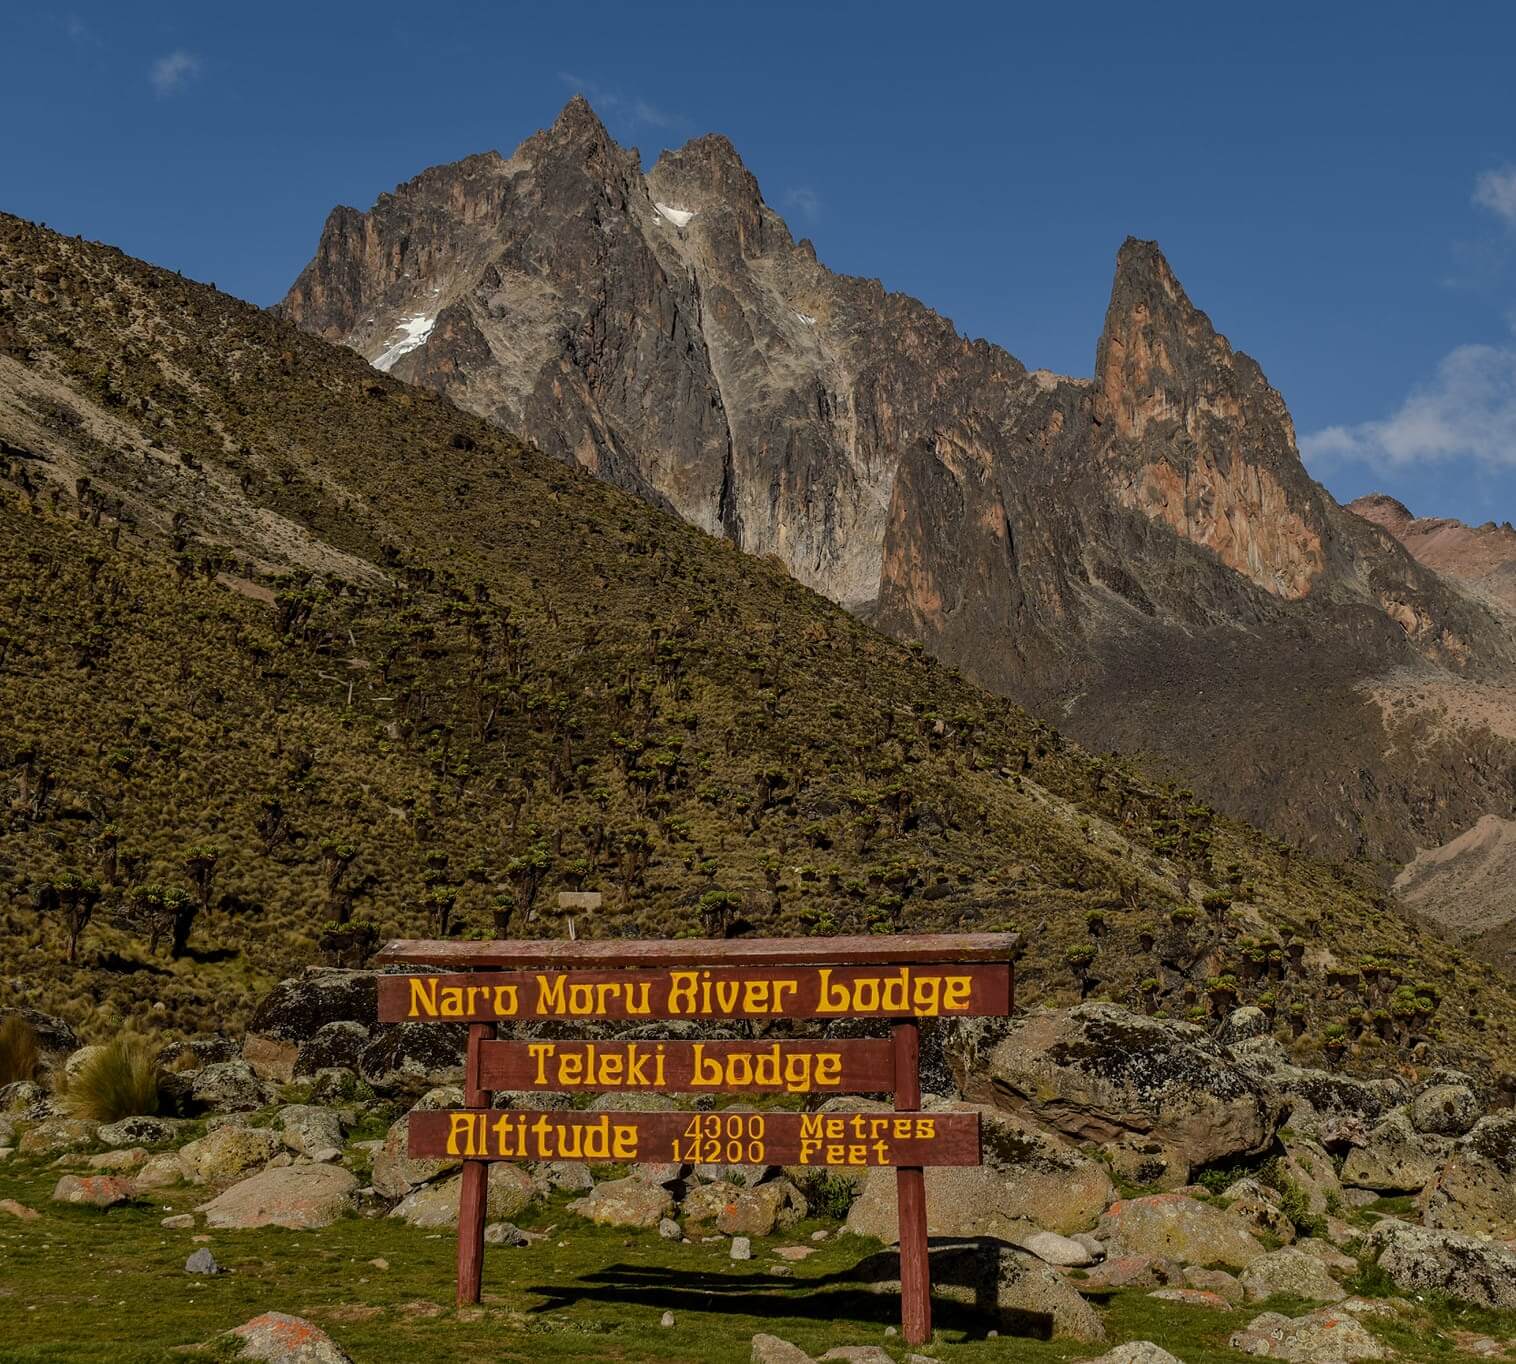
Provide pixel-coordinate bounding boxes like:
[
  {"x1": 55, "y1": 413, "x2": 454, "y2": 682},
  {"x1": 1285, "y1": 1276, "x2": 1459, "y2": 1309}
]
[{"x1": 5, "y1": 1, "x2": 1516, "y2": 525}]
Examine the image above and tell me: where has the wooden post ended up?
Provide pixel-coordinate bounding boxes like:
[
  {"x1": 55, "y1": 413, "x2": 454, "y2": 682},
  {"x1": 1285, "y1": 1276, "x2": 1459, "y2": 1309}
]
[
  {"x1": 456, "y1": 1020, "x2": 495, "y2": 1305},
  {"x1": 892, "y1": 1018, "x2": 930, "y2": 1346}
]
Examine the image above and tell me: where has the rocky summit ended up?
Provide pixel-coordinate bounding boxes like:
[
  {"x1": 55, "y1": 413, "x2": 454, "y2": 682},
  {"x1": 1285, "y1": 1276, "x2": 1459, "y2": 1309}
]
[{"x1": 280, "y1": 98, "x2": 1516, "y2": 964}]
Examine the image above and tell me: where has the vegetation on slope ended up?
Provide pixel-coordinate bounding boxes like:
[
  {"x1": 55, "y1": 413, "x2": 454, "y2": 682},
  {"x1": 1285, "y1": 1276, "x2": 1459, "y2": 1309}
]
[{"x1": 0, "y1": 213, "x2": 1511, "y2": 1082}]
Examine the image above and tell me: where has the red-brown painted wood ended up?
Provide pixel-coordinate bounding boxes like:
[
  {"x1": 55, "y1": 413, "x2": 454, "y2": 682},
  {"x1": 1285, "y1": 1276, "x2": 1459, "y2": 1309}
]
[
  {"x1": 455, "y1": 1022, "x2": 494, "y2": 1305},
  {"x1": 376, "y1": 931, "x2": 1020, "y2": 969},
  {"x1": 378, "y1": 962, "x2": 1011, "y2": 1023},
  {"x1": 408, "y1": 1108, "x2": 981, "y2": 1167},
  {"x1": 478, "y1": 1038, "x2": 896, "y2": 1094},
  {"x1": 893, "y1": 1019, "x2": 931, "y2": 1345}
]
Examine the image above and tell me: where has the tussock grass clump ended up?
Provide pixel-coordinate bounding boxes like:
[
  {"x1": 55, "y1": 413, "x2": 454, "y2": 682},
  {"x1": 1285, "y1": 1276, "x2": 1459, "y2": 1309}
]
[
  {"x1": 0, "y1": 1016, "x2": 40, "y2": 1085},
  {"x1": 63, "y1": 1036, "x2": 160, "y2": 1121}
]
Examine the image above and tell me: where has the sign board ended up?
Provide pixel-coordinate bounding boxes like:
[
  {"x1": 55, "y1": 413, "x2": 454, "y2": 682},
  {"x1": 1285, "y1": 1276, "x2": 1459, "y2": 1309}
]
[{"x1": 374, "y1": 931, "x2": 1018, "y2": 1347}]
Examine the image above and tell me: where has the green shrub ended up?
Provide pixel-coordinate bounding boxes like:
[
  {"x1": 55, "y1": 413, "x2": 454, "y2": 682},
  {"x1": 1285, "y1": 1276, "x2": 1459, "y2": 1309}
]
[
  {"x1": 0, "y1": 1016, "x2": 40, "y2": 1085},
  {"x1": 806, "y1": 1172, "x2": 859, "y2": 1220},
  {"x1": 63, "y1": 1036, "x2": 161, "y2": 1121}
]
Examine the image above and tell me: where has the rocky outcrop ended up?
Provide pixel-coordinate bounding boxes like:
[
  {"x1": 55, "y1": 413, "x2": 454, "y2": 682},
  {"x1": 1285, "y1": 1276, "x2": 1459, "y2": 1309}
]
[
  {"x1": 243, "y1": 969, "x2": 378, "y2": 1082},
  {"x1": 1340, "y1": 1109, "x2": 1449, "y2": 1193},
  {"x1": 1419, "y1": 1112, "x2": 1516, "y2": 1239},
  {"x1": 967, "y1": 1004, "x2": 1280, "y2": 1165},
  {"x1": 278, "y1": 99, "x2": 1516, "y2": 911},
  {"x1": 1097, "y1": 1194, "x2": 1266, "y2": 1269},
  {"x1": 1350, "y1": 493, "x2": 1516, "y2": 613},
  {"x1": 1367, "y1": 1220, "x2": 1516, "y2": 1310}
]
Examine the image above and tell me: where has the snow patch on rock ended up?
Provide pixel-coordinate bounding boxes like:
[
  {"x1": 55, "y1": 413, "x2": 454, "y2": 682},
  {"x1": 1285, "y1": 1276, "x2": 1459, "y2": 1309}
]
[
  {"x1": 654, "y1": 203, "x2": 696, "y2": 228},
  {"x1": 373, "y1": 314, "x2": 436, "y2": 372}
]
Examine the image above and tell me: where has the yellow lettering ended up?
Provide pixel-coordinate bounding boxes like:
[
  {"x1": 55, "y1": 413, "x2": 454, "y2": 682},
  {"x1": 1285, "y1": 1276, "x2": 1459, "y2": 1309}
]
[
  {"x1": 446, "y1": 1111, "x2": 475, "y2": 1157},
  {"x1": 407, "y1": 977, "x2": 438, "y2": 1018},
  {"x1": 536, "y1": 973, "x2": 565, "y2": 1015}
]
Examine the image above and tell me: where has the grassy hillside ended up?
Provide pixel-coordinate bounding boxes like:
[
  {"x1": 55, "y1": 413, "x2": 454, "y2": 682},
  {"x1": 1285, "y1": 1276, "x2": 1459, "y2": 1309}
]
[{"x1": 0, "y1": 212, "x2": 1511, "y2": 1078}]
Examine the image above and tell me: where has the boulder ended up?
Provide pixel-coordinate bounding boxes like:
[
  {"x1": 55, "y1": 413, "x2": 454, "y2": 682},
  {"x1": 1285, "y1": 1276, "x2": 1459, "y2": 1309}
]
[
  {"x1": 850, "y1": 1240, "x2": 1106, "y2": 1343},
  {"x1": 484, "y1": 1220, "x2": 529, "y2": 1246},
  {"x1": 1098, "y1": 1133, "x2": 1190, "y2": 1191},
  {"x1": 730, "y1": 1236, "x2": 752, "y2": 1260},
  {"x1": 190, "y1": 1060, "x2": 273, "y2": 1114},
  {"x1": 275, "y1": 1105, "x2": 345, "y2": 1155},
  {"x1": 845, "y1": 1104, "x2": 1112, "y2": 1241},
  {"x1": 1410, "y1": 1083, "x2": 1480, "y2": 1138},
  {"x1": 1340, "y1": 1108, "x2": 1449, "y2": 1193},
  {"x1": 1080, "y1": 1345, "x2": 1186, "y2": 1364},
  {"x1": 96, "y1": 1115, "x2": 185, "y2": 1147},
  {"x1": 1097, "y1": 1194, "x2": 1266, "y2": 1269},
  {"x1": 18, "y1": 1116, "x2": 98, "y2": 1155},
  {"x1": 1276, "y1": 1134, "x2": 1342, "y2": 1217},
  {"x1": 1368, "y1": 1219, "x2": 1516, "y2": 1309},
  {"x1": 201, "y1": 1164, "x2": 358, "y2": 1230},
  {"x1": 971, "y1": 1004, "x2": 1279, "y2": 1166},
  {"x1": 0, "y1": 1008, "x2": 76, "y2": 1063},
  {"x1": 1016, "y1": 1230, "x2": 1094, "y2": 1267},
  {"x1": 63, "y1": 1045, "x2": 108, "y2": 1083},
  {"x1": 1222, "y1": 1178, "x2": 1295, "y2": 1245},
  {"x1": 681, "y1": 1179, "x2": 807, "y2": 1237},
  {"x1": 309, "y1": 1068, "x2": 360, "y2": 1105},
  {"x1": 1149, "y1": 1287, "x2": 1232, "y2": 1310},
  {"x1": 185, "y1": 1247, "x2": 221, "y2": 1275},
  {"x1": 88, "y1": 1146, "x2": 149, "y2": 1172},
  {"x1": 51, "y1": 1174, "x2": 134, "y2": 1207},
  {"x1": 1231, "y1": 1052, "x2": 1399, "y2": 1148},
  {"x1": 1184, "y1": 1266, "x2": 1245, "y2": 1303},
  {"x1": 751, "y1": 1335, "x2": 813, "y2": 1364},
  {"x1": 1239, "y1": 1247, "x2": 1346, "y2": 1303},
  {"x1": 1292, "y1": 1238, "x2": 1357, "y2": 1273},
  {"x1": 225, "y1": 1311, "x2": 354, "y2": 1363},
  {"x1": 1078, "y1": 1254, "x2": 1183, "y2": 1291},
  {"x1": 0, "y1": 1199, "x2": 39, "y2": 1220},
  {"x1": 293, "y1": 1021, "x2": 371, "y2": 1078},
  {"x1": 243, "y1": 969, "x2": 378, "y2": 1082},
  {"x1": 134, "y1": 1151, "x2": 188, "y2": 1189},
  {"x1": 176, "y1": 1035, "x2": 242, "y2": 1067},
  {"x1": 1216, "y1": 1007, "x2": 1271, "y2": 1046},
  {"x1": 358, "y1": 1022, "x2": 466, "y2": 1097},
  {"x1": 0, "y1": 1080, "x2": 47, "y2": 1115},
  {"x1": 1419, "y1": 1113, "x2": 1516, "y2": 1239},
  {"x1": 568, "y1": 1175, "x2": 674, "y2": 1229},
  {"x1": 370, "y1": 1087, "x2": 464, "y2": 1199},
  {"x1": 178, "y1": 1124, "x2": 282, "y2": 1184},
  {"x1": 390, "y1": 1163, "x2": 537, "y2": 1229},
  {"x1": 1229, "y1": 1307, "x2": 1387, "y2": 1361}
]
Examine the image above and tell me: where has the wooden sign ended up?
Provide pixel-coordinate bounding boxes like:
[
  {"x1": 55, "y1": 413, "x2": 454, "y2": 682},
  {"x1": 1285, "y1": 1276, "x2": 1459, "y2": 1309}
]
[
  {"x1": 378, "y1": 963, "x2": 1010, "y2": 1023},
  {"x1": 408, "y1": 1108, "x2": 981, "y2": 1166},
  {"x1": 478, "y1": 1039, "x2": 896, "y2": 1094},
  {"x1": 374, "y1": 931, "x2": 1019, "y2": 1348}
]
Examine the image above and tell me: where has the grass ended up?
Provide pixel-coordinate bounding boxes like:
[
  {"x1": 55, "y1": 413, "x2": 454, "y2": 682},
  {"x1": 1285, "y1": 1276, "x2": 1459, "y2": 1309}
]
[
  {"x1": 58, "y1": 1037, "x2": 159, "y2": 1123},
  {"x1": 0, "y1": 1152, "x2": 1509, "y2": 1363},
  {"x1": 0, "y1": 1019, "x2": 39, "y2": 1086}
]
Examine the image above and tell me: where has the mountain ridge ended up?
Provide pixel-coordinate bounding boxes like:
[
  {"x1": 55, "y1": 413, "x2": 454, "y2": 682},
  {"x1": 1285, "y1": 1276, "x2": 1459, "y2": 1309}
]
[{"x1": 276, "y1": 100, "x2": 1516, "y2": 966}]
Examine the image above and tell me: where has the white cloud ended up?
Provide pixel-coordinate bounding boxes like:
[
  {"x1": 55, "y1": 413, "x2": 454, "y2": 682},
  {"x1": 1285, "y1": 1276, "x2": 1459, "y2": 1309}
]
[
  {"x1": 150, "y1": 49, "x2": 201, "y2": 97},
  {"x1": 1474, "y1": 165, "x2": 1516, "y2": 230},
  {"x1": 783, "y1": 187, "x2": 821, "y2": 223},
  {"x1": 1301, "y1": 342, "x2": 1516, "y2": 471}
]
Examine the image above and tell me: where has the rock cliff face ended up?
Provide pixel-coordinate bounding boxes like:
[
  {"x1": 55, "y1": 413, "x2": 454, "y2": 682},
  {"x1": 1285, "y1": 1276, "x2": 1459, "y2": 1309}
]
[
  {"x1": 279, "y1": 99, "x2": 1516, "y2": 939},
  {"x1": 1349, "y1": 494, "x2": 1516, "y2": 614}
]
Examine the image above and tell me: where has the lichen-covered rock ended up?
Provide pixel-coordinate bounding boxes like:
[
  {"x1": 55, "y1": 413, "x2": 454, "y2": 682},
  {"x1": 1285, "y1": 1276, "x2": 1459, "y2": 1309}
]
[
  {"x1": 243, "y1": 969, "x2": 378, "y2": 1083},
  {"x1": 1420, "y1": 1113, "x2": 1516, "y2": 1239},
  {"x1": 1216, "y1": 1007, "x2": 1271, "y2": 1047},
  {"x1": 189, "y1": 1060, "x2": 273, "y2": 1114},
  {"x1": 1341, "y1": 1108, "x2": 1449, "y2": 1193},
  {"x1": 87, "y1": 1146, "x2": 149, "y2": 1172},
  {"x1": 1149, "y1": 1286, "x2": 1232, "y2": 1310},
  {"x1": 845, "y1": 1103, "x2": 1112, "y2": 1241},
  {"x1": 1080, "y1": 1344, "x2": 1186, "y2": 1364},
  {"x1": 1239, "y1": 1247, "x2": 1346, "y2": 1303},
  {"x1": 18, "y1": 1116, "x2": 98, "y2": 1155},
  {"x1": 1229, "y1": 1307, "x2": 1387, "y2": 1361},
  {"x1": 201, "y1": 1164, "x2": 358, "y2": 1230},
  {"x1": 134, "y1": 1151, "x2": 188, "y2": 1189},
  {"x1": 1078, "y1": 1254, "x2": 1183, "y2": 1291},
  {"x1": 1097, "y1": 1194, "x2": 1266, "y2": 1269},
  {"x1": 1015, "y1": 1230, "x2": 1094, "y2": 1267},
  {"x1": 970, "y1": 1005, "x2": 1280, "y2": 1166},
  {"x1": 569, "y1": 1175, "x2": 673, "y2": 1229},
  {"x1": 178, "y1": 1124, "x2": 282, "y2": 1184},
  {"x1": 681, "y1": 1178, "x2": 806, "y2": 1237},
  {"x1": 95, "y1": 1115, "x2": 186, "y2": 1147},
  {"x1": 1276, "y1": 1134, "x2": 1343, "y2": 1217},
  {"x1": 1184, "y1": 1266, "x2": 1245, "y2": 1303},
  {"x1": 1368, "y1": 1219, "x2": 1516, "y2": 1309},
  {"x1": 370, "y1": 1087, "x2": 464, "y2": 1199},
  {"x1": 274, "y1": 1105, "x2": 345, "y2": 1156},
  {"x1": 389, "y1": 1163, "x2": 537, "y2": 1229},
  {"x1": 1222, "y1": 1178, "x2": 1295, "y2": 1245},
  {"x1": 358, "y1": 1022, "x2": 466, "y2": 1097},
  {"x1": 225, "y1": 1311, "x2": 353, "y2": 1363},
  {"x1": 750, "y1": 1335, "x2": 813, "y2": 1364},
  {"x1": 51, "y1": 1174, "x2": 135, "y2": 1207},
  {"x1": 1410, "y1": 1083, "x2": 1480, "y2": 1138},
  {"x1": 293, "y1": 1021, "x2": 371, "y2": 1078},
  {"x1": 1098, "y1": 1133, "x2": 1190, "y2": 1191},
  {"x1": 1231, "y1": 1053, "x2": 1399, "y2": 1149},
  {"x1": 0, "y1": 1008, "x2": 76, "y2": 1063},
  {"x1": 851, "y1": 1240, "x2": 1106, "y2": 1343}
]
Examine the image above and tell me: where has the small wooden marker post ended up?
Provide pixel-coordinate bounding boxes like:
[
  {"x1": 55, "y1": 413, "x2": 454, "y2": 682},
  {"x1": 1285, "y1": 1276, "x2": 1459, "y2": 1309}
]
[{"x1": 376, "y1": 932, "x2": 1017, "y2": 1346}]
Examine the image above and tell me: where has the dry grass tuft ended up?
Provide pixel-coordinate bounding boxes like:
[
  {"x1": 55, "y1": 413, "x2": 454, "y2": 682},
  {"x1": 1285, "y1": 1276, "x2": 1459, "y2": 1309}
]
[
  {"x1": 63, "y1": 1036, "x2": 160, "y2": 1122},
  {"x1": 0, "y1": 1016, "x2": 40, "y2": 1085}
]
